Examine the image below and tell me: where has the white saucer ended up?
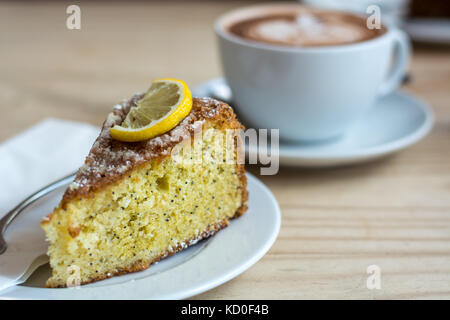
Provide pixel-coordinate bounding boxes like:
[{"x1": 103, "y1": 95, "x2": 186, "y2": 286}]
[
  {"x1": 0, "y1": 173, "x2": 280, "y2": 300},
  {"x1": 404, "y1": 19, "x2": 450, "y2": 45},
  {"x1": 193, "y1": 78, "x2": 434, "y2": 167}
]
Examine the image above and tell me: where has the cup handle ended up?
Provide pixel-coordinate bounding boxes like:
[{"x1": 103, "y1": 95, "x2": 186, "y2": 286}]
[{"x1": 377, "y1": 29, "x2": 411, "y2": 97}]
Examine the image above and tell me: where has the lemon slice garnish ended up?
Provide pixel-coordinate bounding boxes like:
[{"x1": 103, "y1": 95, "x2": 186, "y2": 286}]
[{"x1": 110, "y1": 78, "x2": 192, "y2": 142}]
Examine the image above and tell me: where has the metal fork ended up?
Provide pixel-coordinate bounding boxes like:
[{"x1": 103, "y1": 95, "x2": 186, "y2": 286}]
[{"x1": 0, "y1": 172, "x2": 76, "y2": 255}]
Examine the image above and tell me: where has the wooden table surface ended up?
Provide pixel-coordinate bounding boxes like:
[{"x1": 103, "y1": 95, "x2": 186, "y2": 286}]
[{"x1": 1, "y1": 1, "x2": 449, "y2": 299}]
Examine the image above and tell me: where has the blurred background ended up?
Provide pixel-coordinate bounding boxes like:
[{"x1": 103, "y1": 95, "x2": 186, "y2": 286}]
[{"x1": 1, "y1": 0, "x2": 449, "y2": 141}]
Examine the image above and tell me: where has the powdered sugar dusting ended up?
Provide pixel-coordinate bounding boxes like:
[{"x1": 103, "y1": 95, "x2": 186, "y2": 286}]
[{"x1": 64, "y1": 96, "x2": 232, "y2": 200}]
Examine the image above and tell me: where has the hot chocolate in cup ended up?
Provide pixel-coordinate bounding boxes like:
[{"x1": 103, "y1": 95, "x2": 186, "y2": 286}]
[
  {"x1": 228, "y1": 7, "x2": 386, "y2": 47},
  {"x1": 215, "y1": 3, "x2": 410, "y2": 142}
]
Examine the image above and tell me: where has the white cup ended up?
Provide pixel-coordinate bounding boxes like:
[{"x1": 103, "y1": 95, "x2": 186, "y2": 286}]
[{"x1": 215, "y1": 4, "x2": 411, "y2": 142}]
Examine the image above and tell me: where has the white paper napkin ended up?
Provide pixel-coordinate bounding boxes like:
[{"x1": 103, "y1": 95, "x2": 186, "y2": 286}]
[{"x1": 0, "y1": 118, "x2": 100, "y2": 291}]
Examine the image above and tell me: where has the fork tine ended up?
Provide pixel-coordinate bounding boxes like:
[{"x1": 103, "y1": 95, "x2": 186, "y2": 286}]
[
  {"x1": 0, "y1": 235, "x2": 6, "y2": 254},
  {"x1": 0, "y1": 172, "x2": 76, "y2": 256}
]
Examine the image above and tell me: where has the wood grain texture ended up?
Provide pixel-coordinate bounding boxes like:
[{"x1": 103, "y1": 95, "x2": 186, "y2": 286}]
[{"x1": 1, "y1": 1, "x2": 449, "y2": 299}]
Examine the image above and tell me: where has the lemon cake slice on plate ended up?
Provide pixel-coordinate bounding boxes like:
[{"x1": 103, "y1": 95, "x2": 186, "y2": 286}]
[{"x1": 41, "y1": 79, "x2": 248, "y2": 288}]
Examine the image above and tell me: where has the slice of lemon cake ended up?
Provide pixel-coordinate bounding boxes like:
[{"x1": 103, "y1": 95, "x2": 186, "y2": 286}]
[{"x1": 41, "y1": 79, "x2": 248, "y2": 287}]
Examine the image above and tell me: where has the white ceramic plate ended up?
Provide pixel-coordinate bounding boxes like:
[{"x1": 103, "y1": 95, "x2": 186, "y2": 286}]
[
  {"x1": 193, "y1": 78, "x2": 434, "y2": 168},
  {"x1": 0, "y1": 173, "x2": 280, "y2": 300}
]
